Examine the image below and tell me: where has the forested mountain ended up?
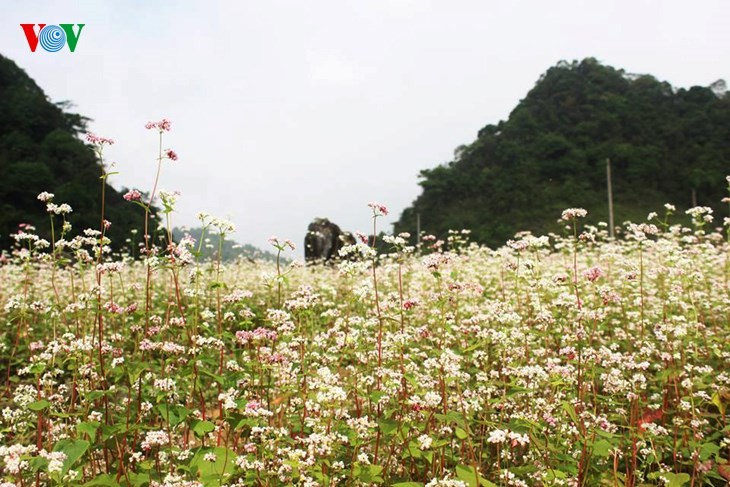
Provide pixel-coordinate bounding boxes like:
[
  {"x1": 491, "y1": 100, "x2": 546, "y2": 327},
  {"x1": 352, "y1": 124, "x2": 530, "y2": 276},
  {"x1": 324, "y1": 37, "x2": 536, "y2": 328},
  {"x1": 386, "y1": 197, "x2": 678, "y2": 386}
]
[
  {"x1": 395, "y1": 58, "x2": 730, "y2": 246},
  {"x1": 0, "y1": 53, "x2": 150, "y2": 251}
]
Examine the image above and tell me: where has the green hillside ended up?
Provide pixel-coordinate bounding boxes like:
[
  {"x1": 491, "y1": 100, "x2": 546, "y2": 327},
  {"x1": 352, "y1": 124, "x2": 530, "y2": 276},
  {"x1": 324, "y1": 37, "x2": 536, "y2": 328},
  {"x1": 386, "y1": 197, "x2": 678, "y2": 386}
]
[
  {"x1": 395, "y1": 58, "x2": 730, "y2": 246},
  {"x1": 0, "y1": 53, "x2": 150, "y2": 251}
]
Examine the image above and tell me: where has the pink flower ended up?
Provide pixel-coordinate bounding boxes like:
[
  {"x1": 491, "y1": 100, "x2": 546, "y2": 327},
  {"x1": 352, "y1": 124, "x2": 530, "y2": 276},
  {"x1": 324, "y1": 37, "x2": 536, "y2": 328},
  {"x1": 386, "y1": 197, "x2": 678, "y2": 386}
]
[
  {"x1": 403, "y1": 299, "x2": 418, "y2": 310},
  {"x1": 584, "y1": 266, "x2": 603, "y2": 282},
  {"x1": 123, "y1": 190, "x2": 142, "y2": 201},
  {"x1": 368, "y1": 201, "x2": 389, "y2": 217},
  {"x1": 355, "y1": 231, "x2": 369, "y2": 244},
  {"x1": 104, "y1": 301, "x2": 122, "y2": 313},
  {"x1": 269, "y1": 236, "x2": 295, "y2": 250},
  {"x1": 236, "y1": 330, "x2": 254, "y2": 344},
  {"x1": 245, "y1": 400, "x2": 261, "y2": 413},
  {"x1": 165, "y1": 149, "x2": 178, "y2": 161},
  {"x1": 86, "y1": 133, "x2": 115, "y2": 145},
  {"x1": 145, "y1": 118, "x2": 172, "y2": 132},
  {"x1": 103, "y1": 219, "x2": 112, "y2": 230}
]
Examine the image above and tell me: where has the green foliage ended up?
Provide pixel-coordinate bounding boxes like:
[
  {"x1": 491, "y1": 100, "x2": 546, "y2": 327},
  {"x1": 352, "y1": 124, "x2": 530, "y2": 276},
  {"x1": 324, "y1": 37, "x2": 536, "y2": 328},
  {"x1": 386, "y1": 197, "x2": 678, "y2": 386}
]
[
  {"x1": 189, "y1": 447, "x2": 237, "y2": 486},
  {"x1": 396, "y1": 58, "x2": 730, "y2": 246},
  {"x1": 0, "y1": 53, "x2": 153, "y2": 251},
  {"x1": 53, "y1": 438, "x2": 90, "y2": 476}
]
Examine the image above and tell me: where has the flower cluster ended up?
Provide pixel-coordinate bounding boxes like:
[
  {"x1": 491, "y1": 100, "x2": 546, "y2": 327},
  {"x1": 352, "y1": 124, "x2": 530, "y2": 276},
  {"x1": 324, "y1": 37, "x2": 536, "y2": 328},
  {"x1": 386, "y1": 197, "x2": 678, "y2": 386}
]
[
  {"x1": 1, "y1": 167, "x2": 728, "y2": 486},
  {"x1": 123, "y1": 189, "x2": 142, "y2": 201},
  {"x1": 85, "y1": 133, "x2": 115, "y2": 145},
  {"x1": 560, "y1": 207, "x2": 587, "y2": 220},
  {"x1": 145, "y1": 118, "x2": 172, "y2": 132},
  {"x1": 368, "y1": 201, "x2": 389, "y2": 217}
]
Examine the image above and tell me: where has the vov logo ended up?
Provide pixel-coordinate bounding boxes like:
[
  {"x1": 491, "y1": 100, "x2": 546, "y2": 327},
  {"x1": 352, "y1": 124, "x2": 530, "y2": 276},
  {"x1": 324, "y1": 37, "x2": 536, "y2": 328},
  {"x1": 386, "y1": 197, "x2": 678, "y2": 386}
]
[{"x1": 20, "y1": 24, "x2": 85, "y2": 53}]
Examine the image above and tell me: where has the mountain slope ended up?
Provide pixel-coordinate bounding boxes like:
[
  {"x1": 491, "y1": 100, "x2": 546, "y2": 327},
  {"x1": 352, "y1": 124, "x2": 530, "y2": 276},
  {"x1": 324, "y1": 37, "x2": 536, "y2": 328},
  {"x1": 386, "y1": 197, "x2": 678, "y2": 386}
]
[
  {"x1": 395, "y1": 58, "x2": 730, "y2": 246},
  {"x1": 0, "y1": 53, "x2": 151, "y2": 251}
]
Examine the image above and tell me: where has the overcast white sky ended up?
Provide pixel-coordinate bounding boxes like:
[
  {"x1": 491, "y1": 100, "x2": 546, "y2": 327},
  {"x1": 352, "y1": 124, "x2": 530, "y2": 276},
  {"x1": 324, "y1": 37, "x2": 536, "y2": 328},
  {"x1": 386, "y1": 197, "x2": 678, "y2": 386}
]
[{"x1": 2, "y1": 0, "x2": 729, "y2": 255}]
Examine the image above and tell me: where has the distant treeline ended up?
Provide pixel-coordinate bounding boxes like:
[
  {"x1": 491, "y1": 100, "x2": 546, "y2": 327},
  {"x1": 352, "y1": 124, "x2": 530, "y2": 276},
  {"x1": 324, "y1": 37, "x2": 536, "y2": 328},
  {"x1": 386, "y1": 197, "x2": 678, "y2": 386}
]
[{"x1": 171, "y1": 227, "x2": 284, "y2": 263}]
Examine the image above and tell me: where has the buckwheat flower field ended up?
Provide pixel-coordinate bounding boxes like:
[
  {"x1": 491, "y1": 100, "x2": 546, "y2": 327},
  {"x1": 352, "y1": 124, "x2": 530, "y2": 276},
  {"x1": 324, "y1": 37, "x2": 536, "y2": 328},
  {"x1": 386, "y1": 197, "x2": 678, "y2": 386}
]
[{"x1": 0, "y1": 124, "x2": 729, "y2": 487}]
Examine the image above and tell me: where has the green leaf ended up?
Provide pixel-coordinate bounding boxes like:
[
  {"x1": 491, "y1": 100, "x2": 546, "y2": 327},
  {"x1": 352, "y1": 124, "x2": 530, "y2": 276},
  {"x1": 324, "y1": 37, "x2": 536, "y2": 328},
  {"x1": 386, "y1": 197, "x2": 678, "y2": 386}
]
[
  {"x1": 126, "y1": 472, "x2": 150, "y2": 487},
  {"x1": 157, "y1": 404, "x2": 189, "y2": 427},
  {"x1": 100, "y1": 423, "x2": 125, "y2": 441},
  {"x1": 379, "y1": 418, "x2": 399, "y2": 436},
  {"x1": 592, "y1": 439, "x2": 613, "y2": 457},
  {"x1": 370, "y1": 390, "x2": 387, "y2": 403},
  {"x1": 699, "y1": 441, "x2": 720, "y2": 461},
  {"x1": 77, "y1": 421, "x2": 100, "y2": 438},
  {"x1": 86, "y1": 390, "x2": 112, "y2": 401},
  {"x1": 392, "y1": 483, "x2": 424, "y2": 487},
  {"x1": 190, "y1": 447, "x2": 237, "y2": 486},
  {"x1": 595, "y1": 429, "x2": 618, "y2": 438},
  {"x1": 405, "y1": 443, "x2": 422, "y2": 459},
  {"x1": 192, "y1": 420, "x2": 216, "y2": 438},
  {"x1": 82, "y1": 474, "x2": 120, "y2": 486},
  {"x1": 455, "y1": 464, "x2": 497, "y2": 487},
  {"x1": 562, "y1": 401, "x2": 582, "y2": 434},
  {"x1": 545, "y1": 470, "x2": 567, "y2": 481},
  {"x1": 28, "y1": 399, "x2": 51, "y2": 411},
  {"x1": 445, "y1": 411, "x2": 466, "y2": 427},
  {"x1": 29, "y1": 456, "x2": 48, "y2": 472},
  {"x1": 664, "y1": 472, "x2": 690, "y2": 487},
  {"x1": 28, "y1": 363, "x2": 46, "y2": 375},
  {"x1": 455, "y1": 427, "x2": 468, "y2": 440},
  {"x1": 357, "y1": 464, "x2": 384, "y2": 484},
  {"x1": 200, "y1": 369, "x2": 226, "y2": 386},
  {"x1": 423, "y1": 450, "x2": 434, "y2": 464},
  {"x1": 53, "y1": 438, "x2": 90, "y2": 475},
  {"x1": 712, "y1": 391, "x2": 726, "y2": 415}
]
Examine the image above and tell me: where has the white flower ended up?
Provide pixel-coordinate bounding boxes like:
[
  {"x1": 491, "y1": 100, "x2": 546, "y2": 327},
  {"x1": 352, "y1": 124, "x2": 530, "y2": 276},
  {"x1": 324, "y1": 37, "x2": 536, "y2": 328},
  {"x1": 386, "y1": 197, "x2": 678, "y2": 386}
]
[
  {"x1": 561, "y1": 208, "x2": 587, "y2": 220},
  {"x1": 488, "y1": 429, "x2": 507, "y2": 443},
  {"x1": 417, "y1": 434, "x2": 433, "y2": 450}
]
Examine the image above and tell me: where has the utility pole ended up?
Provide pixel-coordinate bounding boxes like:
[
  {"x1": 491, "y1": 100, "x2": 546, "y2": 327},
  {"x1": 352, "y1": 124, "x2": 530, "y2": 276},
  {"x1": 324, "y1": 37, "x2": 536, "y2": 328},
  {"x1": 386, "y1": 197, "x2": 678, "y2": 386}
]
[{"x1": 606, "y1": 158, "x2": 615, "y2": 239}]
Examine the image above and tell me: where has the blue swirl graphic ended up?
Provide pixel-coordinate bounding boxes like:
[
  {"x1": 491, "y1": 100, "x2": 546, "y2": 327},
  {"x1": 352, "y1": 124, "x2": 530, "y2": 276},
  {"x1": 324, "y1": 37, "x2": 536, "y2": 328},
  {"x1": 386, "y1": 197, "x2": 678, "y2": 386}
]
[{"x1": 39, "y1": 25, "x2": 66, "y2": 52}]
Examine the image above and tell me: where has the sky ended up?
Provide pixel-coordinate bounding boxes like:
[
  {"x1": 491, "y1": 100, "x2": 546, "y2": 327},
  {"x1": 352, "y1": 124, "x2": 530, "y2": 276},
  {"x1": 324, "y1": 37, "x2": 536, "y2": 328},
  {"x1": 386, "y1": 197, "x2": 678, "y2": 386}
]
[{"x1": 1, "y1": 0, "x2": 729, "y2": 257}]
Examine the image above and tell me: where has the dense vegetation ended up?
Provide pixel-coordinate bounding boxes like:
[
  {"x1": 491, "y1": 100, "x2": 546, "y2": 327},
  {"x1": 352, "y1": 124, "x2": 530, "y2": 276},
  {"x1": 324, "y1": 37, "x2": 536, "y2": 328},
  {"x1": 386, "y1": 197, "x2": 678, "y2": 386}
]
[
  {"x1": 396, "y1": 58, "x2": 730, "y2": 246},
  {"x1": 0, "y1": 53, "x2": 151, "y2": 251},
  {"x1": 1, "y1": 199, "x2": 729, "y2": 486},
  {"x1": 0, "y1": 54, "x2": 729, "y2": 485}
]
